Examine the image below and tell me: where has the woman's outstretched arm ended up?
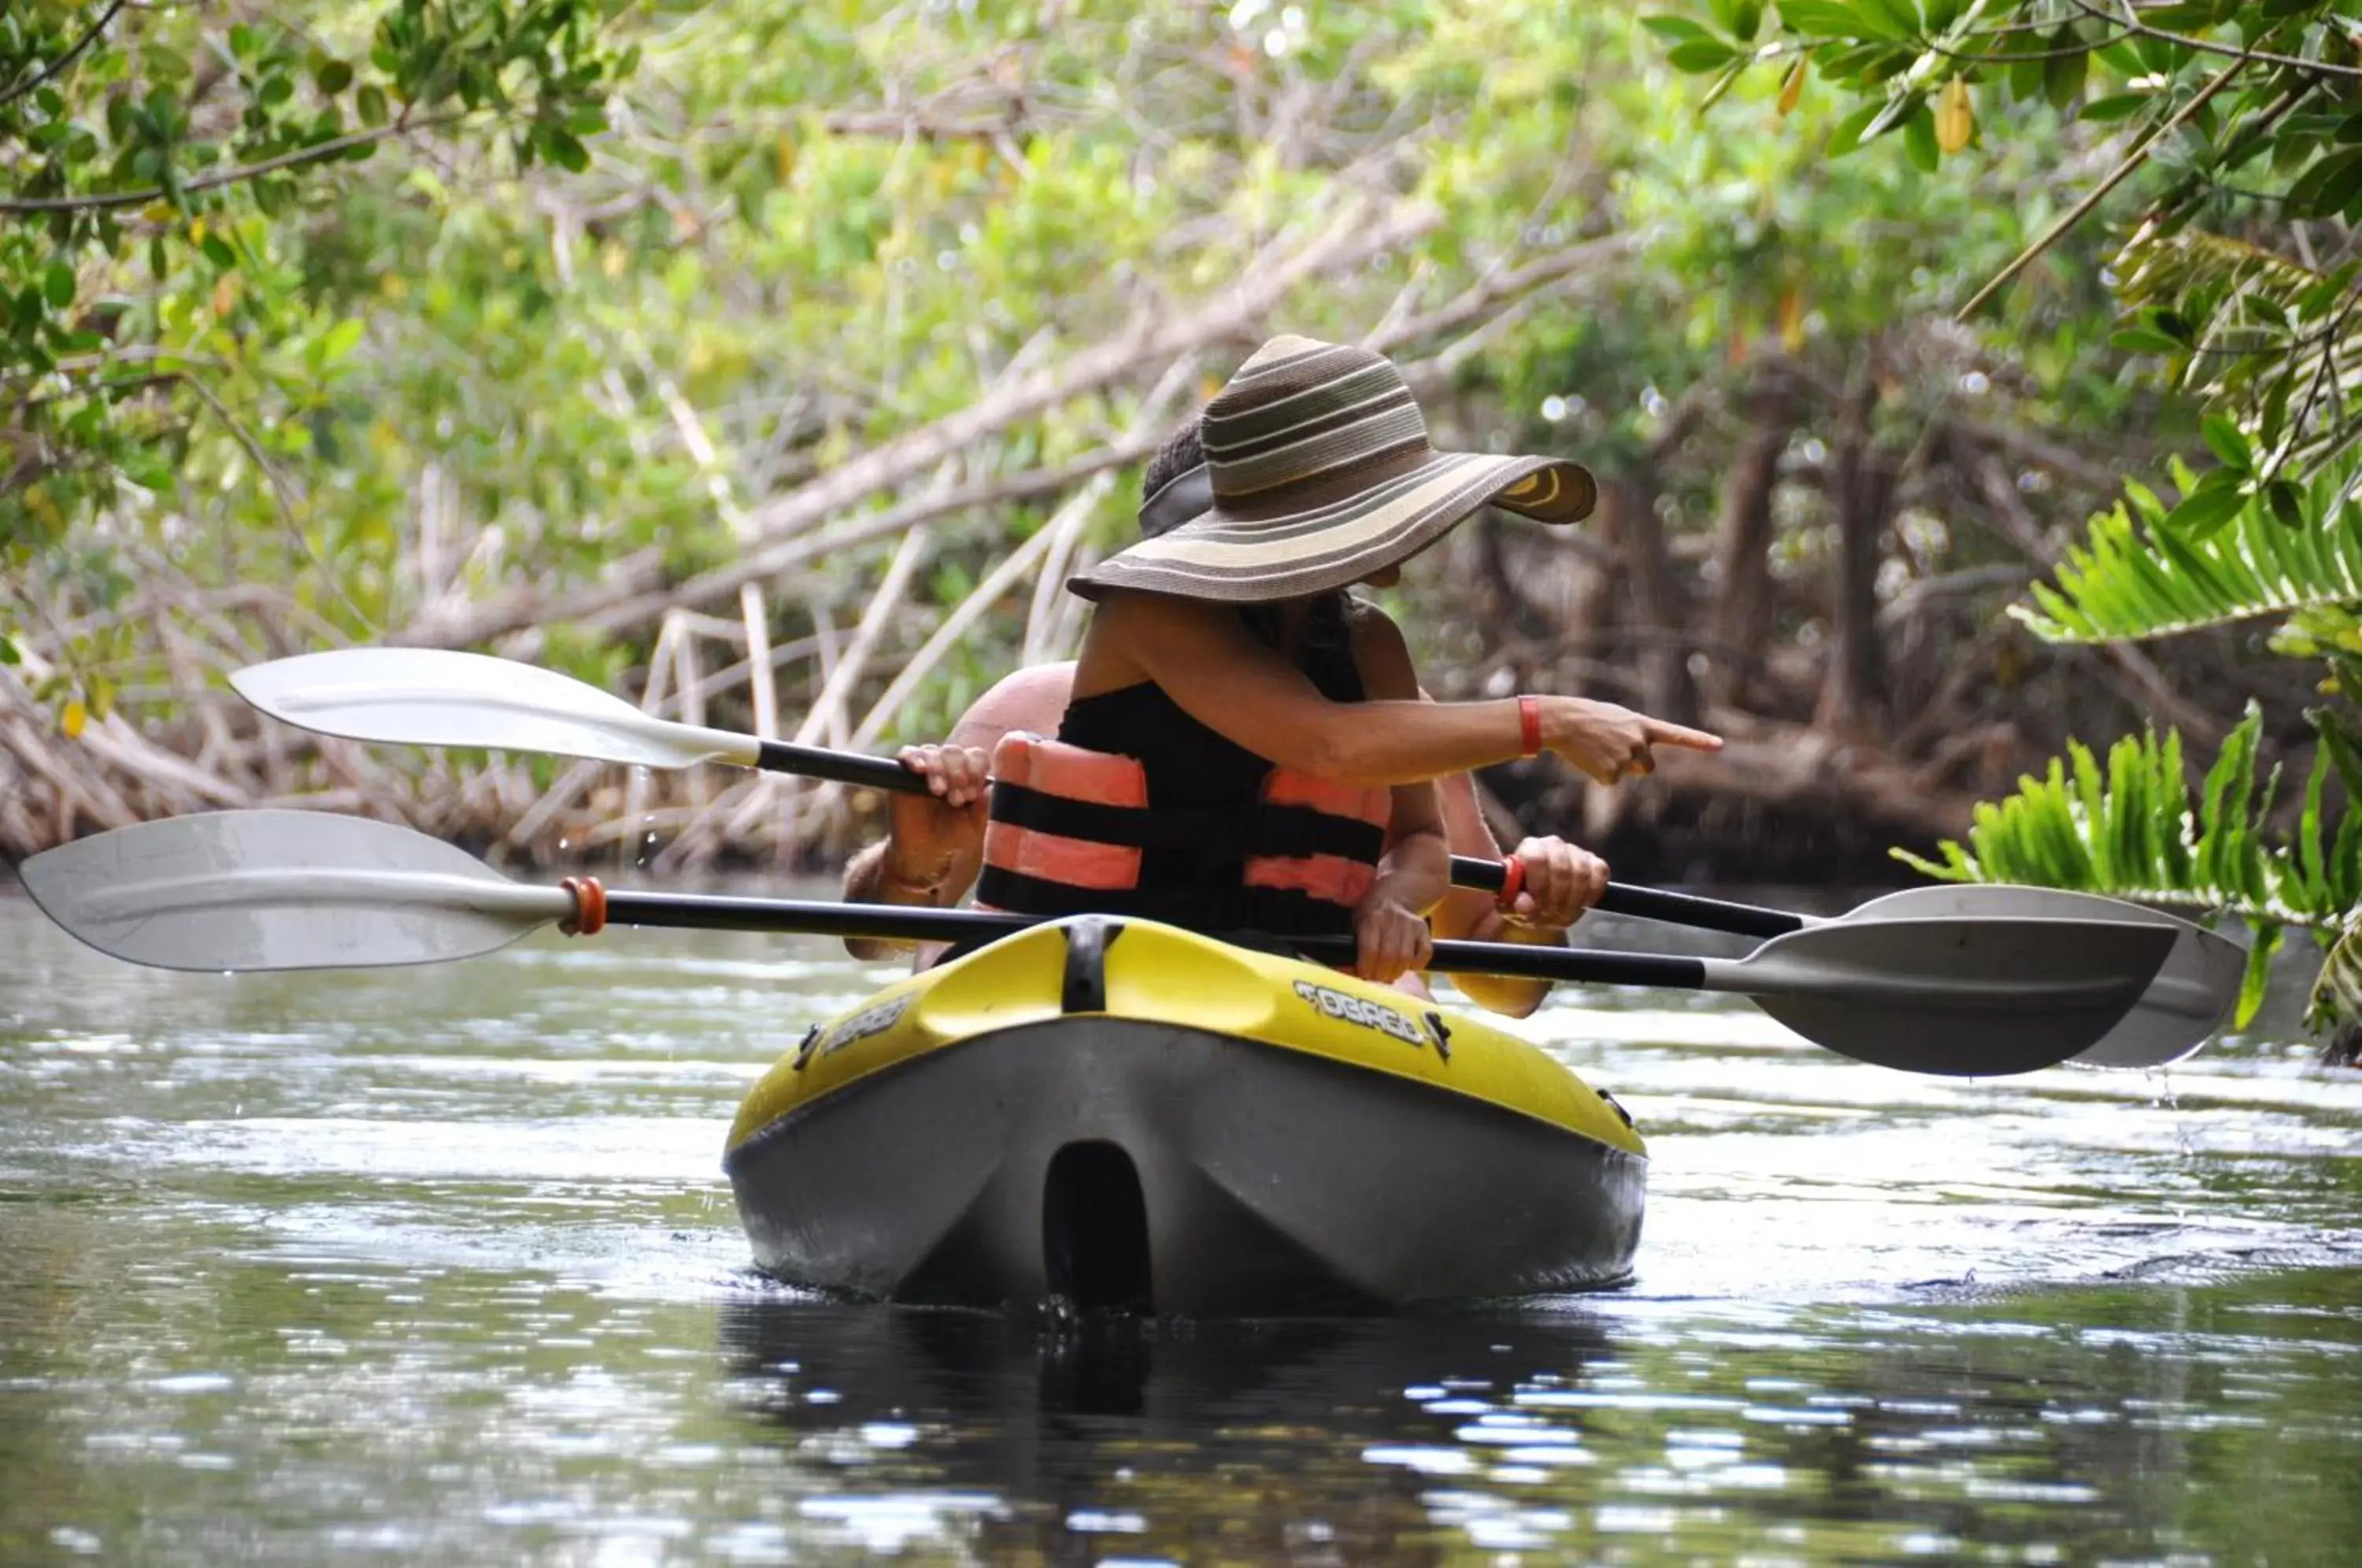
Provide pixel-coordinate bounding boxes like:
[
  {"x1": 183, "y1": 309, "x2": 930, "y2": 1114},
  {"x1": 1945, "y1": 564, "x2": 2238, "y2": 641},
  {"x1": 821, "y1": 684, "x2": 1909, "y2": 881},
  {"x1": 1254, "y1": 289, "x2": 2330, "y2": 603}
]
[{"x1": 1079, "y1": 590, "x2": 1723, "y2": 786}]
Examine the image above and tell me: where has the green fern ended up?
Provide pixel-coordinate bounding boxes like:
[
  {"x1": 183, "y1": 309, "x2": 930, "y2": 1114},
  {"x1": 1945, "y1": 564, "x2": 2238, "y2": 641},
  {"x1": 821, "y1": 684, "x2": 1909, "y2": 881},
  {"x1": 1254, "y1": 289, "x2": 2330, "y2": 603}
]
[
  {"x1": 1894, "y1": 704, "x2": 2359, "y2": 1029},
  {"x1": 2014, "y1": 457, "x2": 2362, "y2": 645},
  {"x1": 2113, "y1": 228, "x2": 2362, "y2": 483}
]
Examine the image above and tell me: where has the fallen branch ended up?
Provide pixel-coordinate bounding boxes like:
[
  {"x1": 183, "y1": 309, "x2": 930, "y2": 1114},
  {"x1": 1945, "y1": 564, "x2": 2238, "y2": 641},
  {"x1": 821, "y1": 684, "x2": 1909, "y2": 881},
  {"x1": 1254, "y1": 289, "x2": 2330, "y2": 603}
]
[{"x1": 1024, "y1": 353, "x2": 1201, "y2": 663}]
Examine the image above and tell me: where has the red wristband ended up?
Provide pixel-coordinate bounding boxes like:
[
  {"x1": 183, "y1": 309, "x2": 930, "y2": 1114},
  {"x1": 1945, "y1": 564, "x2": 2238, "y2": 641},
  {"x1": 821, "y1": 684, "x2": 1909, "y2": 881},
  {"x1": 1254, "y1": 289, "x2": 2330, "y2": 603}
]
[
  {"x1": 1496, "y1": 853, "x2": 1526, "y2": 910},
  {"x1": 1517, "y1": 695, "x2": 1542, "y2": 758}
]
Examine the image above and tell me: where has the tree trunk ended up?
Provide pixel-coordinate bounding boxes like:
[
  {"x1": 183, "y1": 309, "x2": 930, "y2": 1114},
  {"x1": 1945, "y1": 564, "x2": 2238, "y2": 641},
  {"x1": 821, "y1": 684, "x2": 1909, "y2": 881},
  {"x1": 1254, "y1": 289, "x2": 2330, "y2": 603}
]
[
  {"x1": 1601, "y1": 475, "x2": 1700, "y2": 728},
  {"x1": 1472, "y1": 515, "x2": 1559, "y2": 645},
  {"x1": 1816, "y1": 372, "x2": 1892, "y2": 734},
  {"x1": 1705, "y1": 362, "x2": 1801, "y2": 708},
  {"x1": 1562, "y1": 512, "x2": 1625, "y2": 701}
]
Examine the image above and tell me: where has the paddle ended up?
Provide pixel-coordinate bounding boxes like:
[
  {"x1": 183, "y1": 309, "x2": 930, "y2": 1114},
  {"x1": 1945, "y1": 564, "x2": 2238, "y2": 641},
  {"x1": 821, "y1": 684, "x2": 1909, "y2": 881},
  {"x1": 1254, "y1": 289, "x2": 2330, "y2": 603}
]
[
  {"x1": 20, "y1": 810, "x2": 2179, "y2": 1078},
  {"x1": 231, "y1": 645, "x2": 1543, "y2": 895},
  {"x1": 228, "y1": 647, "x2": 2242, "y2": 1067}
]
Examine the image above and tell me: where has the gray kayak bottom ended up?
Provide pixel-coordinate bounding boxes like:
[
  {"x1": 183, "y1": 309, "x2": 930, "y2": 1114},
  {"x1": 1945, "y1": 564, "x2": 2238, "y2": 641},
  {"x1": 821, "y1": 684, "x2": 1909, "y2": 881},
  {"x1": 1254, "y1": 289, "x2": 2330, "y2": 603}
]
[{"x1": 726, "y1": 1019, "x2": 1646, "y2": 1315}]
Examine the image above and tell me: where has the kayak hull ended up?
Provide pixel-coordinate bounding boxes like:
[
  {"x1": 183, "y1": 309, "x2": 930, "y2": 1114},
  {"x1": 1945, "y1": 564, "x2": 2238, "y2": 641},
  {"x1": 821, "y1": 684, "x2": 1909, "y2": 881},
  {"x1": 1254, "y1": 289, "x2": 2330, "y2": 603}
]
[{"x1": 724, "y1": 916, "x2": 1646, "y2": 1315}]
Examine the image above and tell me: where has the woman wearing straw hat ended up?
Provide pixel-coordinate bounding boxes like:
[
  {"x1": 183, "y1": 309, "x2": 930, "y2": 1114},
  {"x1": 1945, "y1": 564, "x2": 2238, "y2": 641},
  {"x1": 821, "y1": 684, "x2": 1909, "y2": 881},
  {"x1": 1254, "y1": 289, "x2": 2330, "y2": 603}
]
[
  {"x1": 972, "y1": 335, "x2": 1723, "y2": 985},
  {"x1": 850, "y1": 419, "x2": 1619, "y2": 1016}
]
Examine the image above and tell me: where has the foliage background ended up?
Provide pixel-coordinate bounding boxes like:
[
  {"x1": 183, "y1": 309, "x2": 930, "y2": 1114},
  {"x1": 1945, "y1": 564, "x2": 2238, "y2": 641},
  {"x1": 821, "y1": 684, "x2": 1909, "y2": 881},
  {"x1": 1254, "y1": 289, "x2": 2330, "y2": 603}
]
[{"x1": 2, "y1": 0, "x2": 2341, "y2": 1030}]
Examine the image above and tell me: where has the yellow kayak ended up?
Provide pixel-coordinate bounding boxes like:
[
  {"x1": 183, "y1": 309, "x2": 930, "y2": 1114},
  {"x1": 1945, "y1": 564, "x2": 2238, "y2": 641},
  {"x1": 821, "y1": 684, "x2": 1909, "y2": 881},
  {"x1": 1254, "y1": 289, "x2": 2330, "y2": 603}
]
[{"x1": 724, "y1": 915, "x2": 1646, "y2": 1315}]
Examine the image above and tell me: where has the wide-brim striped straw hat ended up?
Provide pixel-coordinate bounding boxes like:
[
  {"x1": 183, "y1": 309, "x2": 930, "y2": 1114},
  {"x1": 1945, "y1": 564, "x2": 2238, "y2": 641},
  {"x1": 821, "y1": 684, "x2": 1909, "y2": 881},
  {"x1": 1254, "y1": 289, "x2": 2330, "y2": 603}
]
[{"x1": 1071, "y1": 335, "x2": 1595, "y2": 604}]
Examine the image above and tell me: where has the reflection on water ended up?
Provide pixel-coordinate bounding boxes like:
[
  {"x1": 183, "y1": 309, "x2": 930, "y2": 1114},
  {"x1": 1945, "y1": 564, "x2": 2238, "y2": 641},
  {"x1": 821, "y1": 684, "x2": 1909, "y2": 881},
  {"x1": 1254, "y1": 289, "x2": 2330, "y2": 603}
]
[
  {"x1": 715, "y1": 1283, "x2": 2362, "y2": 1565},
  {"x1": 2, "y1": 882, "x2": 2359, "y2": 1564}
]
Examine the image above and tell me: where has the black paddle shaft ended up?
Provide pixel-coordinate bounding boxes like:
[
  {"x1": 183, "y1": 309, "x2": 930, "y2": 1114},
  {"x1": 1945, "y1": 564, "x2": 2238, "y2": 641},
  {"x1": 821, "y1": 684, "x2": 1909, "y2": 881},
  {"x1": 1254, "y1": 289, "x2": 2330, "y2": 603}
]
[
  {"x1": 754, "y1": 739, "x2": 917, "y2": 793},
  {"x1": 754, "y1": 740, "x2": 1801, "y2": 939},
  {"x1": 598, "y1": 891, "x2": 1711, "y2": 989}
]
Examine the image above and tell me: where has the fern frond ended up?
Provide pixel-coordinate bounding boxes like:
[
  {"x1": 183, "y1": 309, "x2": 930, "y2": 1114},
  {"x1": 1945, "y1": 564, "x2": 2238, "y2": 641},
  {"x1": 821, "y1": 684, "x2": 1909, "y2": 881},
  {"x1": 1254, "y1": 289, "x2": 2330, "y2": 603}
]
[
  {"x1": 2112, "y1": 227, "x2": 2362, "y2": 484},
  {"x1": 1892, "y1": 705, "x2": 2358, "y2": 1029},
  {"x1": 2116, "y1": 229, "x2": 2328, "y2": 330},
  {"x1": 2013, "y1": 457, "x2": 2362, "y2": 643}
]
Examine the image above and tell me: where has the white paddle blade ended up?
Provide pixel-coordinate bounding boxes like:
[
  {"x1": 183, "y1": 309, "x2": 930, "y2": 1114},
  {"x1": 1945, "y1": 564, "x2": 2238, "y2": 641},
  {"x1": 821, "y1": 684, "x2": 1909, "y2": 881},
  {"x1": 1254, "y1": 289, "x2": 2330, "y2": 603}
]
[
  {"x1": 1845, "y1": 886, "x2": 2242, "y2": 1068},
  {"x1": 1718, "y1": 916, "x2": 2176, "y2": 1077},
  {"x1": 230, "y1": 649, "x2": 758, "y2": 771},
  {"x1": 18, "y1": 810, "x2": 572, "y2": 973}
]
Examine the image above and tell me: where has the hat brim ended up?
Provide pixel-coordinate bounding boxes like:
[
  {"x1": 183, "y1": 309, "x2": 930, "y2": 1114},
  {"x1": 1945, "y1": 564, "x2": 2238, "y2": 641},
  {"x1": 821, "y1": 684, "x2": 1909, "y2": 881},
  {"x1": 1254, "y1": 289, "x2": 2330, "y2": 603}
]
[{"x1": 1073, "y1": 450, "x2": 1595, "y2": 605}]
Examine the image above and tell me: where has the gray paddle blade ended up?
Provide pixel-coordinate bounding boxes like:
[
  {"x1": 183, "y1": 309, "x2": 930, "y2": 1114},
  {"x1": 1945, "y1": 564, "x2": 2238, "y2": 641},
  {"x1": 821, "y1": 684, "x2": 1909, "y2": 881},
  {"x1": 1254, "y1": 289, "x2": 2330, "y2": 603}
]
[
  {"x1": 1844, "y1": 886, "x2": 2242, "y2": 1068},
  {"x1": 1727, "y1": 917, "x2": 2177, "y2": 1078},
  {"x1": 18, "y1": 809, "x2": 571, "y2": 973},
  {"x1": 230, "y1": 648, "x2": 756, "y2": 770}
]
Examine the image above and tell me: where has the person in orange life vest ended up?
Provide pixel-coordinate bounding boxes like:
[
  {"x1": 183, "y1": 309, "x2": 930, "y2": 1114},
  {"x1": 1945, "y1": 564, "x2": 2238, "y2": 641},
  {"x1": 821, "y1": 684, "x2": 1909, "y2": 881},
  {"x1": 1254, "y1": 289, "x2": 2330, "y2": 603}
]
[
  {"x1": 842, "y1": 422, "x2": 1609, "y2": 1016},
  {"x1": 847, "y1": 336, "x2": 1717, "y2": 997}
]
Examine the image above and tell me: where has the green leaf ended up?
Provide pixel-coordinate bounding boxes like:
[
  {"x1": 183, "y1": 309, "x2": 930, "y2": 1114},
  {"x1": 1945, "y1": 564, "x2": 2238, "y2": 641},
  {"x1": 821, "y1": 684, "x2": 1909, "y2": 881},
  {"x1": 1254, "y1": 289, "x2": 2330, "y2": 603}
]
[
  {"x1": 1668, "y1": 39, "x2": 1742, "y2": 72},
  {"x1": 2267, "y1": 479, "x2": 2306, "y2": 528},
  {"x1": 357, "y1": 84, "x2": 388, "y2": 128},
  {"x1": 1851, "y1": 0, "x2": 1919, "y2": 40},
  {"x1": 2321, "y1": 151, "x2": 2362, "y2": 220},
  {"x1": 2170, "y1": 471, "x2": 2251, "y2": 539},
  {"x1": 317, "y1": 58, "x2": 354, "y2": 94},
  {"x1": 1697, "y1": 57, "x2": 1749, "y2": 110},
  {"x1": 2314, "y1": 704, "x2": 2362, "y2": 800},
  {"x1": 319, "y1": 317, "x2": 365, "y2": 364},
  {"x1": 1901, "y1": 98, "x2": 1938, "y2": 171},
  {"x1": 2260, "y1": 374, "x2": 2294, "y2": 455},
  {"x1": 2201, "y1": 413, "x2": 2253, "y2": 473},
  {"x1": 2109, "y1": 327, "x2": 2185, "y2": 353},
  {"x1": 43, "y1": 261, "x2": 75, "y2": 309},
  {"x1": 201, "y1": 232, "x2": 237, "y2": 269},
  {"x1": 2081, "y1": 93, "x2": 2152, "y2": 124},
  {"x1": 1642, "y1": 14, "x2": 1722, "y2": 46},
  {"x1": 1775, "y1": 0, "x2": 1870, "y2": 34},
  {"x1": 2043, "y1": 31, "x2": 2088, "y2": 111},
  {"x1": 2286, "y1": 146, "x2": 2362, "y2": 217},
  {"x1": 2238, "y1": 922, "x2": 2282, "y2": 1030},
  {"x1": 1826, "y1": 98, "x2": 1886, "y2": 155}
]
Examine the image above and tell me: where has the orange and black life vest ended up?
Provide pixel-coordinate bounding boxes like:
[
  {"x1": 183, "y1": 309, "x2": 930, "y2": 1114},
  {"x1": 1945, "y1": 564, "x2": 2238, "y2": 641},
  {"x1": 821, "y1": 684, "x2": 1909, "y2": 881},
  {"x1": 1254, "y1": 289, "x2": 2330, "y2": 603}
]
[{"x1": 976, "y1": 732, "x2": 1393, "y2": 937}]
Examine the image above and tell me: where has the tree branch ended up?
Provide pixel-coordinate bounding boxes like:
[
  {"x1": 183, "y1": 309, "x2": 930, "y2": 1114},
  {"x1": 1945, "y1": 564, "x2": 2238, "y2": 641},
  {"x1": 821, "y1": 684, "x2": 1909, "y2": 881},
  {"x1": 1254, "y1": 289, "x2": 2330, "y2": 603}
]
[
  {"x1": 398, "y1": 195, "x2": 1440, "y2": 647},
  {"x1": 1957, "y1": 55, "x2": 2243, "y2": 321},
  {"x1": 2065, "y1": 0, "x2": 2362, "y2": 83},
  {"x1": 0, "y1": 0, "x2": 127, "y2": 110},
  {"x1": 0, "y1": 116, "x2": 450, "y2": 213}
]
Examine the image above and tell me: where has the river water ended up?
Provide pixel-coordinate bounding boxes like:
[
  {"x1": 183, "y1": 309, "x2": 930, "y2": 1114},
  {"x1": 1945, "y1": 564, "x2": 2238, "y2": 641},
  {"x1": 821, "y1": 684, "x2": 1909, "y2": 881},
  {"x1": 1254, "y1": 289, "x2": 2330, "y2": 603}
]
[{"x1": 2, "y1": 881, "x2": 2358, "y2": 1566}]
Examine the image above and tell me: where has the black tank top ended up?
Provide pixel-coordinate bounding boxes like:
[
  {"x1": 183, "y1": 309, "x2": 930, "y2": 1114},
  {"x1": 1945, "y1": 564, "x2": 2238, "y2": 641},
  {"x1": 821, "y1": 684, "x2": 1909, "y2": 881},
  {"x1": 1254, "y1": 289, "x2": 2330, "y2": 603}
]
[
  {"x1": 1057, "y1": 625, "x2": 1365, "y2": 803},
  {"x1": 1039, "y1": 608, "x2": 1371, "y2": 934}
]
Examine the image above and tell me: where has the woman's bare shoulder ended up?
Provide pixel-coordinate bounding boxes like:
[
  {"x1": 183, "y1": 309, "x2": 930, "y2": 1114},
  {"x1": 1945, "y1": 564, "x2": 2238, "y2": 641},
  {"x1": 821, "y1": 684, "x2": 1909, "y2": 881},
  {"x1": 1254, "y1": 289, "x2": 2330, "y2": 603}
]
[
  {"x1": 956, "y1": 662, "x2": 1075, "y2": 742},
  {"x1": 1073, "y1": 590, "x2": 1239, "y2": 697},
  {"x1": 1347, "y1": 599, "x2": 1420, "y2": 698}
]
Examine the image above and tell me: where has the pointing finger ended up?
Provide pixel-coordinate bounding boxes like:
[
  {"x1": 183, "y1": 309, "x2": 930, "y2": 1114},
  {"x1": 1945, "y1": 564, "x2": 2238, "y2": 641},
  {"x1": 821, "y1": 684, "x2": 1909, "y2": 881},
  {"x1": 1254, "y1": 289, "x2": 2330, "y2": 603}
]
[{"x1": 1643, "y1": 719, "x2": 1724, "y2": 752}]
